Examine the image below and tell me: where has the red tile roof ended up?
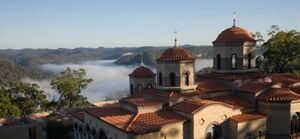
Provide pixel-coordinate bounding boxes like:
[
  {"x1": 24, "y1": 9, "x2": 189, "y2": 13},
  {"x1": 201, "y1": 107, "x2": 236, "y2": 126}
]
[
  {"x1": 120, "y1": 97, "x2": 164, "y2": 107},
  {"x1": 213, "y1": 26, "x2": 255, "y2": 44},
  {"x1": 237, "y1": 81, "x2": 272, "y2": 94},
  {"x1": 73, "y1": 112, "x2": 85, "y2": 122},
  {"x1": 271, "y1": 74, "x2": 300, "y2": 86},
  {"x1": 84, "y1": 107, "x2": 135, "y2": 130},
  {"x1": 156, "y1": 47, "x2": 194, "y2": 62},
  {"x1": 291, "y1": 86, "x2": 300, "y2": 94},
  {"x1": 198, "y1": 72, "x2": 267, "y2": 81},
  {"x1": 84, "y1": 107, "x2": 187, "y2": 134},
  {"x1": 208, "y1": 96, "x2": 254, "y2": 109},
  {"x1": 229, "y1": 113, "x2": 266, "y2": 123},
  {"x1": 173, "y1": 97, "x2": 254, "y2": 114},
  {"x1": 257, "y1": 87, "x2": 300, "y2": 103},
  {"x1": 128, "y1": 111, "x2": 187, "y2": 134},
  {"x1": 129, "y1": 66, "x2": 155, "y2": 78},
  {"x1": 172, "y1": 99, "x2": 219, "y2": 114},
  {"x1": 196, "y1": 79, "x2": 229, "y2": 93},
  {"x1": 144, "y1": 88, "x2": 203, "y2": 100}
]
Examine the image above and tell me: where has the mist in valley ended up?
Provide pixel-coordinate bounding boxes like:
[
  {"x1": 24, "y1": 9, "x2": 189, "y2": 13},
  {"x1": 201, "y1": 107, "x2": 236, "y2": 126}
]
[{"x1": 23, "y1": 59, "x2": 212, "y2": 103}]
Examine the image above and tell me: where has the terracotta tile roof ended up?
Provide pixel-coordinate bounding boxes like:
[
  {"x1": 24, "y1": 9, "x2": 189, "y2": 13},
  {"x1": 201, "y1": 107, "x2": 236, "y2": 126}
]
[
  {"x1": 196, "y1": 79, "x2": 229, "y2": 93},
  {"x1": 128, "y1": 111, "x2": 188, "y2": 134},
  {"x1": 144, "y1": 88, "x2": 203, "y2": 100},
  {"x1": 208, "y1": 96, "x2": 254, "y2": 109},
  {"x1": 271, "y1": 74, "x2": 300, "y2": 86},
  {"x1": 237, "y1": 81, "x2": 272, "y2": 94},
  {"x1": 173, "y1": 99, "x2": 229, "y2": 114},
  {"x1": 129, "y1": 66, "x2": 155, "y2": 78},
  {"x1": 120, "y1": 97, "x2": 164, "y2": 107},
  {"x1": 73, "y1": 112, "x2": 85, "y2": 122},
  {"x1": 173, "y1": 96, "x2": 254, "y2": 114},
  {"x1": 257, "y1": 87, "x2": 300, "y2": 103},
  {"x1": 198, "y1": 72, "x2": 267, "y2": 81},
  {"x1": 156, "y1": 47, "x2": 194, "y2": 62},
  {"x1": 229, "y1": 113, "x2": 266, "y2": 123},
  {"x1": 213, "y1": 26, "x2": 255, "y2": 44},
  {"x1": 291, "y1": 86, "x2": 300, "y2": 94},
  {"x1": 84, "y1": 107, "x2": 135, "y2": 130},
  {"x1": 83, "y1": 107, "x2": 187, "y2": 134}
]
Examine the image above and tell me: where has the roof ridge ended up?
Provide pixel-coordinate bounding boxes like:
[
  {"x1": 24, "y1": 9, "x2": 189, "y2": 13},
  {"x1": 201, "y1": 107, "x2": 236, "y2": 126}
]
[{"x1": 126, "y1": 113, "x2": 139, "y2": 131}]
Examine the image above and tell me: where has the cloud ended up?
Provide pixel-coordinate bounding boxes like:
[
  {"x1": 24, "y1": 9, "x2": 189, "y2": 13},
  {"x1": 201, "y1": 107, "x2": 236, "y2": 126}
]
[
  {"x1": 21, "y1": 78, "x2": 59, "y2": 101},
  {"x1": 23, "y1": 59, "x2": 212, "y2": 103}
]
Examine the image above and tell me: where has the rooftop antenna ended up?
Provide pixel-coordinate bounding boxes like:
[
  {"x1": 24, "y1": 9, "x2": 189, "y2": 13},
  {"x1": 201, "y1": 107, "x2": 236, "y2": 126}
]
[
  {"x1": 140, "y1": 53, "x2": 145, "y2": 66},
  {"x1": 233, "y1": 12, "x2": 237, "y2": 27},
  {"x1": 174, "y1": 28, "x2": 178, "y2": 48}
]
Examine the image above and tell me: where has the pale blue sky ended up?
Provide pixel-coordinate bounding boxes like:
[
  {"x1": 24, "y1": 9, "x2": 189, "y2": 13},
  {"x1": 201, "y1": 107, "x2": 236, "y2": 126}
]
[{"x1": 0, "y1": 0, "x2": 299, "y2": 49}]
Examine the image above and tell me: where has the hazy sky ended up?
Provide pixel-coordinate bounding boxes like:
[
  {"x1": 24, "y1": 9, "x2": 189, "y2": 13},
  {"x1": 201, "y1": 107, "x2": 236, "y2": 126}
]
[{"x1": 0, "y1": 0, "x2": 299, "y2": 49}]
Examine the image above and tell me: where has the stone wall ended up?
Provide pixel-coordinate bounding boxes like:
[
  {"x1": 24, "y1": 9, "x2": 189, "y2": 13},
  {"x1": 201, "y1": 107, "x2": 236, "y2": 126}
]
[
  {"x1": 192, "y1": 104, "x2": 242, "y2": 139},
  {"x1": 134, "y1": 122, "x2": 184, "y2": 139},
  {"x1": 257, "y1": 102, "x2": 291, "y2": 135},
  {"x1": 156, "y1": 60, "x2": 196, "y2": 92}
]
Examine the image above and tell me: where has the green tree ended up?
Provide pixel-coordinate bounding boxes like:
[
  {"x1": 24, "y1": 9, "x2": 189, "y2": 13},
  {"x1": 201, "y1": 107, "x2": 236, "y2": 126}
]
[
  {"x1": 0, "y1": 81, "x2": 48, "y2": 117},
  {"x1": 0, "y1": 88, "x2": 21, "y2": 117},
  {"x1": 51, "y1": 67, "x2": 93, "y2": 109},
  {"x1": 262, "y1": 28, "x2": 300, "y2": 73}
]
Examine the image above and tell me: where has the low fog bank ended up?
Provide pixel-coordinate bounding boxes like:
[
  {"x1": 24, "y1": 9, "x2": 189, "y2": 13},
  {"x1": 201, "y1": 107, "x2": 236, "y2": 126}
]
[{"x1": 23, "y1": 59, "x2": 212, "y2": 103}]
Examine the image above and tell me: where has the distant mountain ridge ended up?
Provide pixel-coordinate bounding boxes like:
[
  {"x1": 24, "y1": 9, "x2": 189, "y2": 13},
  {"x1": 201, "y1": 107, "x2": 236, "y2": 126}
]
[
  {"x1": 114, "y1": 45, "x2": 213, "y2": 66},
  {"x1": 0, "y1": 45, "x2": 212, "y2": 68},
  {"x1": 0, "y1": 45, "x2": 212, "y2": 82}
]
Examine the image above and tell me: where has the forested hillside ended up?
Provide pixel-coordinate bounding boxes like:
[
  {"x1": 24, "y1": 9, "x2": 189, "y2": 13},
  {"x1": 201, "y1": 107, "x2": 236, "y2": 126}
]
[{"x1": 0, "y1": 60, "x2": 47, "y2": 83}]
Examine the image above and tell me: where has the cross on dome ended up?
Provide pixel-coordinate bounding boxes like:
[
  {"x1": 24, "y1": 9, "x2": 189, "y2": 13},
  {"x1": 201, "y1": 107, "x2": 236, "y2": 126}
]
[
  {"x1": 173, "y1": 28, "x2": 178, "y2": 48},
  {"x1": 140, "y1": 53, "x2": 145, "y2": 66},
  {"x1": 233, "y1": 12, "x2": 237, "y2": 27}
]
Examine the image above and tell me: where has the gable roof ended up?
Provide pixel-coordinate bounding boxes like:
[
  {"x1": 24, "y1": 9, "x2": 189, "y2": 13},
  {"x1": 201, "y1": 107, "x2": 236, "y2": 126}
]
[
  {"x1": 82, "y1": 107, "x2": 187, "y2": 134},
  {"x1": 229, "y1": 113, "x2": 266, "y2": 123},
  {"x1": 237, "y1": 81, "x2": 272, "y2": 94},
  {"x1": 257, "y1": 87, "x2": 300, "y2": 103},
  {"x1": 196, "y1": 79, "x2": 229, "y2": 93},
  {"x1": 120, "y1": 97, "x2": 164, "y2": 107}
]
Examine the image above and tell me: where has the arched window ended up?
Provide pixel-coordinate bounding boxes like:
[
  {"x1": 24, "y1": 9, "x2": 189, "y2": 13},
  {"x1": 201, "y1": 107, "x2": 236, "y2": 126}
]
[
  {"x1": 73, "y1": 122, "x2": 78, "y2": 129},
  {"x1": 158, "y1": 72, "x2": 163, "y2": 86},
  {"x1": 184, "y1": 72, "x2": 189, "y2": 86},
  {"x1": 231, "y1": 54, "x2": 237, "y2": 70},
  {"x1": 130, "y1": 84, "x2": 133, "y2": 95},
  {"x1": 206, "y1": 123, "x2": 222, "y2": 139},
  {"x1": 217, "y1": 54, "x2": 221, "y2": 70},
  {"x1": 137, "y1": 84, "x2": 142, "y2": 91},
  {"x1": 85, "y1": 124, "x2": 91, "y2": 133},
  {"x1": 170, "y1": 72, "x2": 176, "y2": 86},
  {"x1": 92, "y1": 128, "x2": 97, "y2": 137},
  {"x1": 98, "y1": 129, "x2": 107, "y2": 139},
  {"x1": 147, "y1": 83, "x2": 152, "y2": 89},
  {"x1": 248, "y1": 53, "x2": 252, "y2": 69},
  {"x1": 257, "y1": 131, "x2": 262, "y2": 139},
  {"x1": 246, "y1": 133, "x2": 252, "y2": 139},
  {"x1": 291, "y1": 115, "x2": 299, "y2": 134},
  {"x1": 79, "y1": 126, "x2": 83, "y2": 133}
]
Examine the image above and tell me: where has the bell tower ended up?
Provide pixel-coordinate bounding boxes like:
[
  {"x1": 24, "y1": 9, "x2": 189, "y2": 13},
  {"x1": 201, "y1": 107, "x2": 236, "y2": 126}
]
[
  {"x1": 155, "y1": 33, "x2": 196, "y2": 93},
  {"x1": 212, "y1": 16, "x2": 257, "y2": 73}
]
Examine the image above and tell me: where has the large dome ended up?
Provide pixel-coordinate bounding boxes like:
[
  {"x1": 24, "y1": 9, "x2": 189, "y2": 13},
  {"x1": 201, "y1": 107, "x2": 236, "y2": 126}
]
[
  {"x1": 156, "y1": 47, "x2": 194, "y2": 62},
  {"x1": 129, "y1": 66, "x2": 155, "y2": 78},
  {"x1": 213, "y1": 26, "x2": 255, "y2": 44}
]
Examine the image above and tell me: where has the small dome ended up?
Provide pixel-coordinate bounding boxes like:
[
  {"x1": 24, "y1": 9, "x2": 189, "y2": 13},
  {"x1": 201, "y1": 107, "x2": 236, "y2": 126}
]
[
  {"x1": 156, "y1": 47, "x2": 194, "y2": 62},
  {"x1": 213, "y1": 26, "x2": 255, "y2": 44},
  {"x1": 257, "y1": 88, "x2": 300, "y2": 103},
  {"x1": 129, "y1": 66, "x2": 155, "y2": 78}
]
